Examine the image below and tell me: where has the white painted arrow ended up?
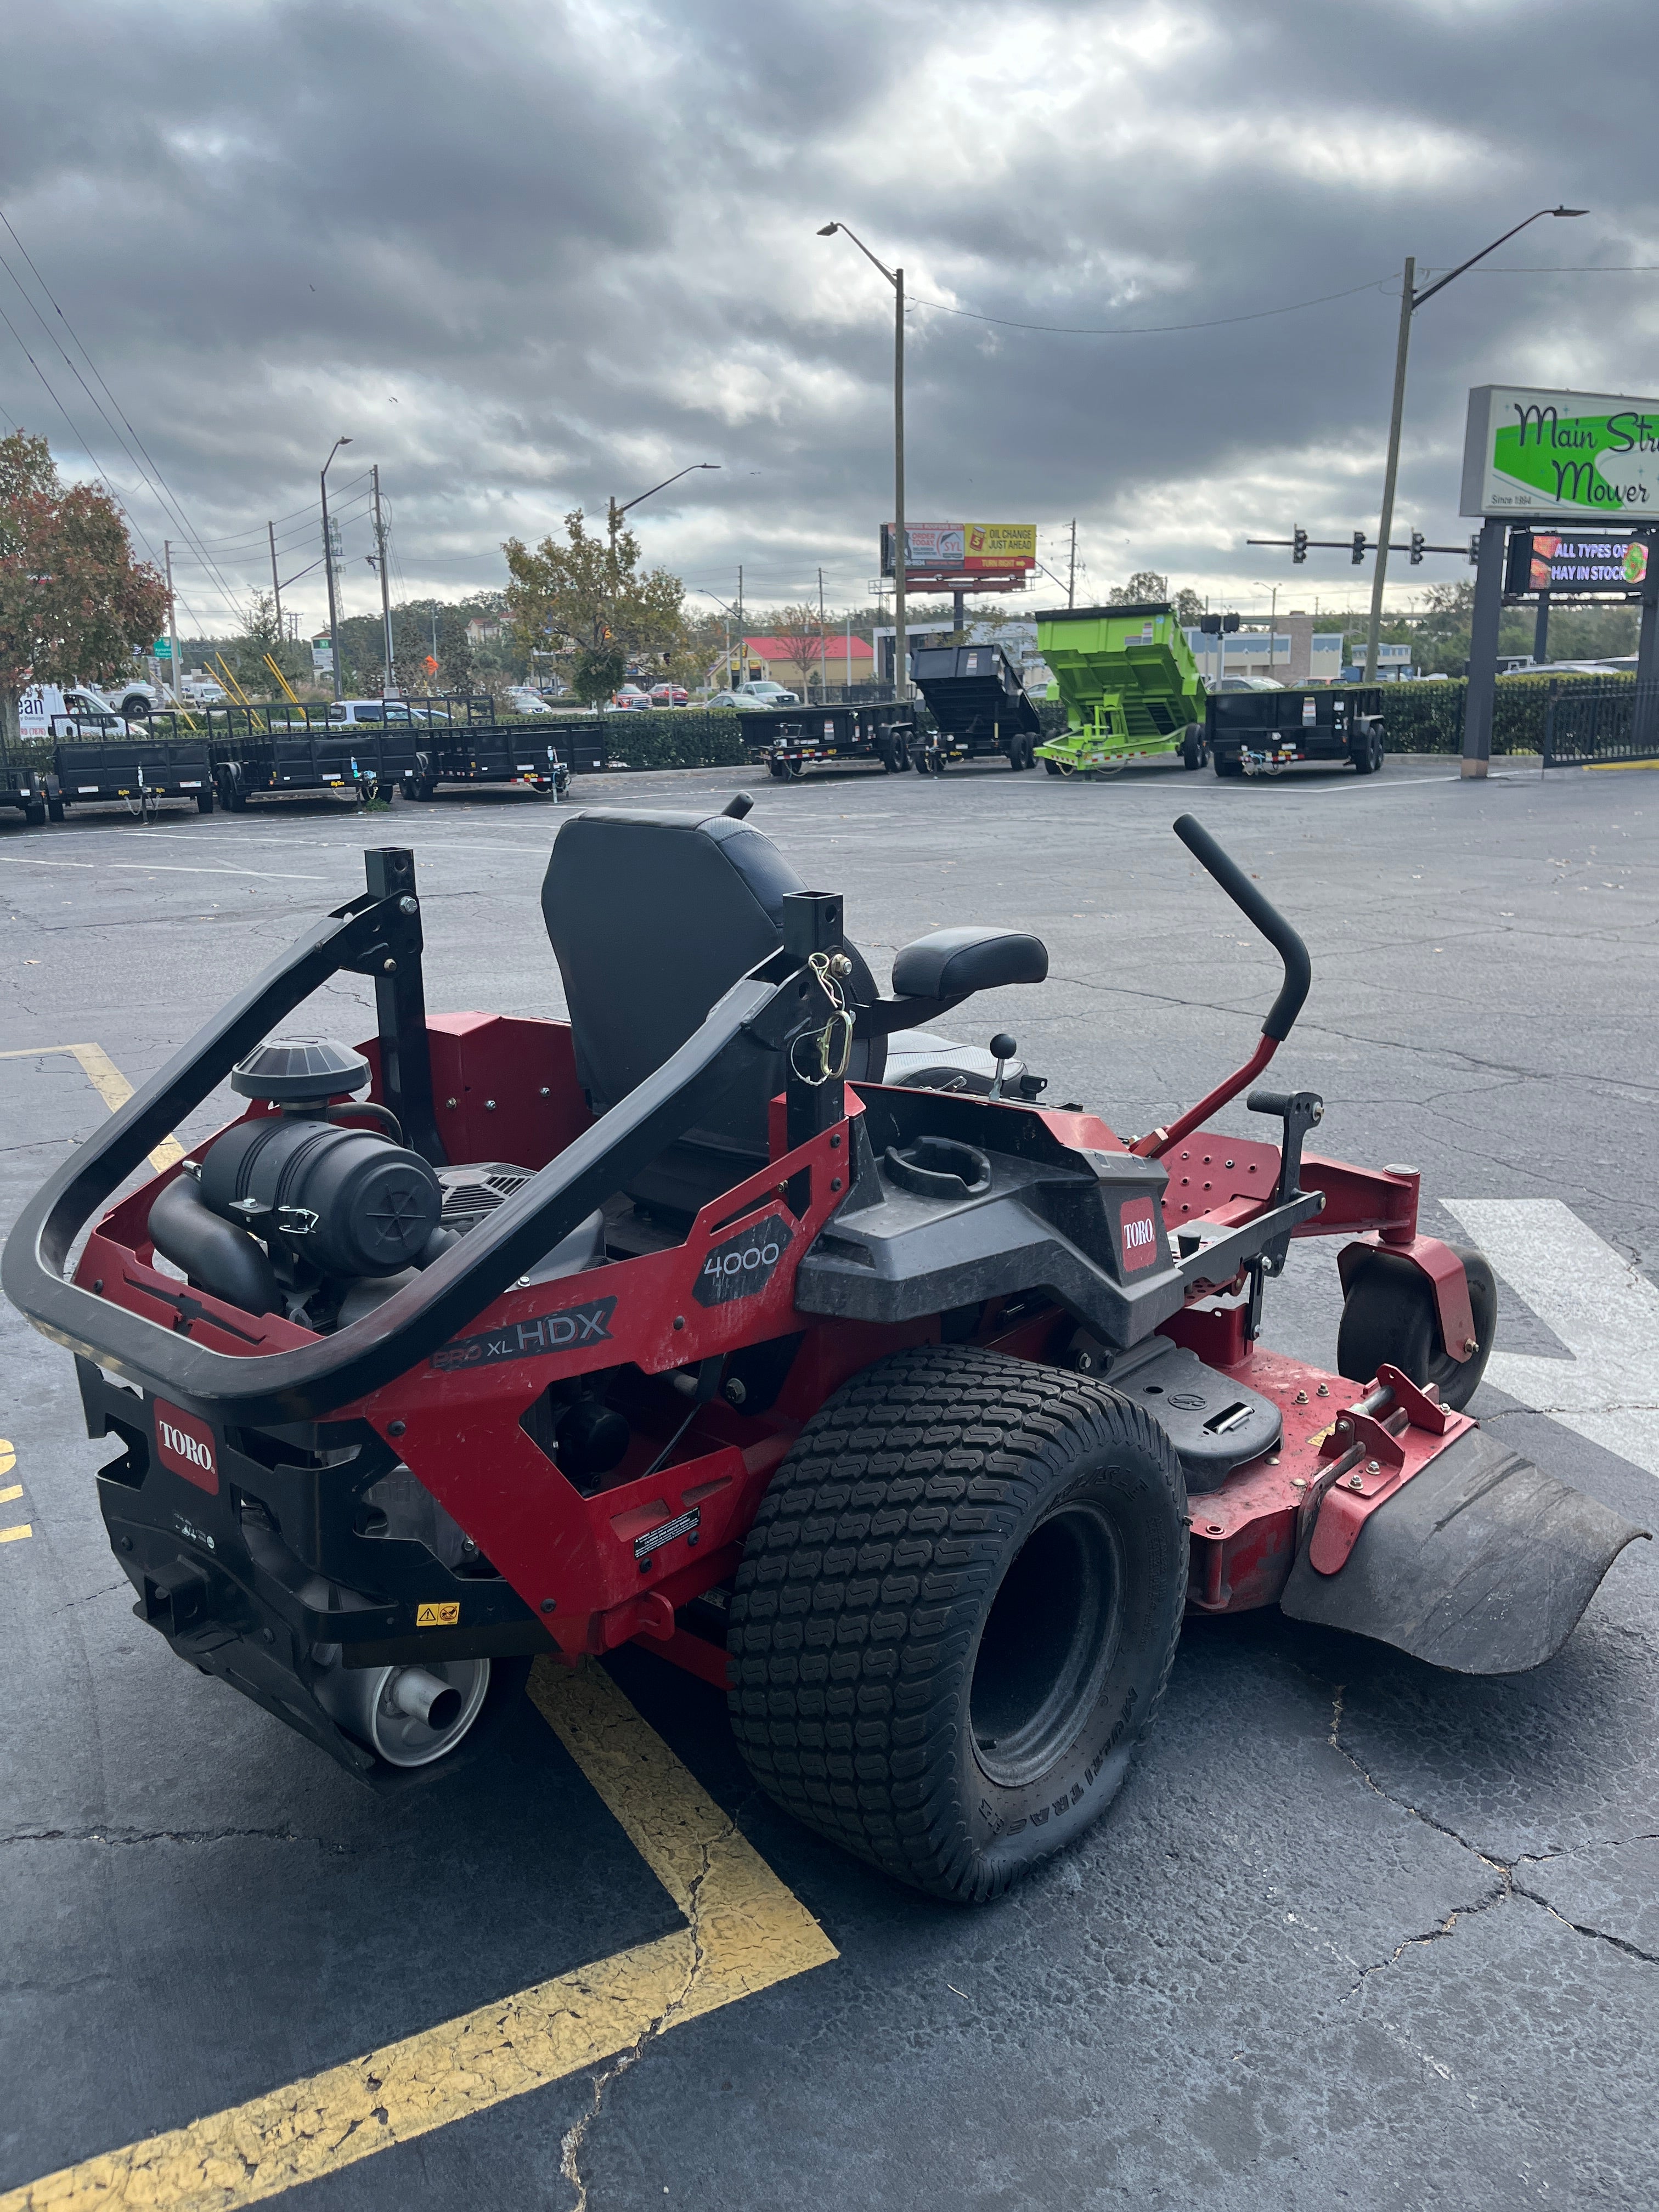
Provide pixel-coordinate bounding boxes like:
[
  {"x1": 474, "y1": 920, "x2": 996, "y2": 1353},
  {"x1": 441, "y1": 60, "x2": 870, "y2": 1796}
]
[{"x1": 1441, "y1": 1198, "x2": 1659, "y2": 1480}]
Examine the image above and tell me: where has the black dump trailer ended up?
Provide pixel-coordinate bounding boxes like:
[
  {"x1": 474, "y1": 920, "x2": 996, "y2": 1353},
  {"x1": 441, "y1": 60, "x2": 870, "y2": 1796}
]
[
  {"x1": 46, "y1": 726, "x2": 215, "y2": 819},
  {"x1": 1207, "y1": 686, "x2": 1386, "y2": 778},
  {"x1": 909, "y1": 642, "x2": 1043, "y2": 772},
  {"x1": 745, "y1": 702, "x2": 916, "y2": 779}
]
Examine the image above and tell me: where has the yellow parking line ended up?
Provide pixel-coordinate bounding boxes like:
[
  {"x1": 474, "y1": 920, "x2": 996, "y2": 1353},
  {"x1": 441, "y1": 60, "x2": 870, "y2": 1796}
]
[
  {"x1": 1, "y1": 1658, "x2": 837, "y2": 2211},
  {"x1": 0, "y1": 1043, "x2": 183, "y2": 1169},
  {"x1": 0, "y1": 1486, "x2": 21, "y2": 1505},
  {"x1": 0, "y1": 1524, "x2": 31, "y2": 1544}
]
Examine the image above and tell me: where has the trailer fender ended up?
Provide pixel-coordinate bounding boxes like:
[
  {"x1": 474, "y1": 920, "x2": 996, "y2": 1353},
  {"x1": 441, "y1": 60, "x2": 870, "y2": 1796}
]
[{"x1": 1280, "y1": 1422, "x2": 1647, "y2": 1674}]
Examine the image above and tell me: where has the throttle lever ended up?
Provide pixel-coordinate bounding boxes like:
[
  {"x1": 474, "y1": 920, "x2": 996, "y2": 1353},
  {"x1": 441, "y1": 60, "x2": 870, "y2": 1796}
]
[{"x1": 1248, "y1": 1087, "x2": 1325, "y2": 1273}]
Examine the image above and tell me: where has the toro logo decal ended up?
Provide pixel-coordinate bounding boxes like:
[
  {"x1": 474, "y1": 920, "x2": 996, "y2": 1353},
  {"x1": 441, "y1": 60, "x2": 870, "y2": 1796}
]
[
  {"x1": 1118, "y1": 1197, "x2": 1161, "y2": 1274},
  {"x1": 430, "y1": 1295, "x2": 618, "y2": 1373},
  {"x1": 694, "y1": 1213, "x2": 793, "y2": 1307},
  {"x1": 154, "y1": 1400, "x2": 219, "y2": 1494}
]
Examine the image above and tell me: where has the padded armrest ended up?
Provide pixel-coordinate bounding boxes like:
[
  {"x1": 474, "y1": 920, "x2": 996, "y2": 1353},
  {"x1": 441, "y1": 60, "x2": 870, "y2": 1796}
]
[{"x1": 890, "y1": 926, "x2": 1048, "y2": 1001}]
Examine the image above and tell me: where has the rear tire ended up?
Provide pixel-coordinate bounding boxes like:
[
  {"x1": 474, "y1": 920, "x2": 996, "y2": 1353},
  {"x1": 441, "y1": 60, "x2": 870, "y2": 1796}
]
[
  {"x1": 1212, "y1": 750, "x2": 1244, "y2": 778},
  {"x1": 24, "y1": 800, "x2": 46, "y2": 827},
  {"x1": 1043, "y1": 757, "x2": 1062, "y2": 776},
  {"x1": 1181, "y1": 725, "x2": 1206, "y2": 770},
  {"x1": 727, "y1": 1346, "x2": 1187, "y2": 1904},
  {"x1": 1336, "y1": 1244, "x2": 1497, "y2": 1412}
]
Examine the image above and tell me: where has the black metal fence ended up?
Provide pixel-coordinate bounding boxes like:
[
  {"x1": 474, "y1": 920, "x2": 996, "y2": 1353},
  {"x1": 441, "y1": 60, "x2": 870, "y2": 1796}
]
[{"x1": 1542, "y1": 680, "x2": 1659, "y2": 769}]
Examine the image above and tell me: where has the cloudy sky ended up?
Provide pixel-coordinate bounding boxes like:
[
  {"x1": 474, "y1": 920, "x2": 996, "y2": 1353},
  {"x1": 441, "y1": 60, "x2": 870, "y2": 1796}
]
[{"x1": 2, "y1": 0, "x2": 1654, "y2": 639}]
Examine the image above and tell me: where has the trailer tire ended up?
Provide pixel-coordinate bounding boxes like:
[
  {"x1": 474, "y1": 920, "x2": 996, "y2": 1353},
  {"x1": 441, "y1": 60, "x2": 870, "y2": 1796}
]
[
  {"x1": 196, "y1": 789, "x2": 215, "y2": 815},
  {"x1": 883, "y1": 732, "x2": 910, "y2": 774},
  {"x1": 1336, "y1": 1244, "x2": 1497, "y2": 1412},
  {"x1": 1181, "y1": 725, "x2": 1206, "y2": 770},
  {"x1": 728, "y1": 1345, "x2": 1188, "y2": 1904},
  {"x1": 1350, "y1": 722, "x2": 1385, "y2": 776},
  {"x1": 46, "y1": 797, "x2": 65, "y2": 823},
  {"x1": 1212, "y1": 750, "x2": 1244, "y2": 778},
  {"x1": 24, "y1": 800, "x2": 46, "y2": 828},
  {"x1": 1043, "y1": 756, "x2": 1062, "y2": 776}
]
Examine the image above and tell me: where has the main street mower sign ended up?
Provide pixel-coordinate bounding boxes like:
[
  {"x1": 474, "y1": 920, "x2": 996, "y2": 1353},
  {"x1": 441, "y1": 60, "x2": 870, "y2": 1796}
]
[{"x1": 1461, "y1": 385, "x2": 1659, "y2": 520}]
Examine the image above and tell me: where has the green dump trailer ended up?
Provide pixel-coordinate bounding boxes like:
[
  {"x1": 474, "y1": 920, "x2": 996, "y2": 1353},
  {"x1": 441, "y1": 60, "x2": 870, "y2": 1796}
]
[{"x1": 1034, "y1": 602, "x2": 1209, "y2": 775}]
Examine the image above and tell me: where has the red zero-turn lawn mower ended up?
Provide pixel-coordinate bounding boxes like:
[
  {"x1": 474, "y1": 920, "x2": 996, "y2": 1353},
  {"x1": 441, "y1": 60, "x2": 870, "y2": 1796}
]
[{"x1": 5, "y1": 807, "x2": 1645, "y2": 1904}]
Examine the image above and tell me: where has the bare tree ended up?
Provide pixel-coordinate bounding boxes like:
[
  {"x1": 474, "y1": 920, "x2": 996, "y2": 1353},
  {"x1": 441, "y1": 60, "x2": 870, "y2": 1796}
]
[{"x1": 773, "y1": 602, "x2": 827, "y2": 698}]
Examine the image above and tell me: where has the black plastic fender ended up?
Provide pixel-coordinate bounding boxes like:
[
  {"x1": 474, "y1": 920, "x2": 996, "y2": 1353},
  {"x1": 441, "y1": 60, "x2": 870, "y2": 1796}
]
[{"x1": 1281, "y1": 1423, "x2": 1647, "y2": 1674}]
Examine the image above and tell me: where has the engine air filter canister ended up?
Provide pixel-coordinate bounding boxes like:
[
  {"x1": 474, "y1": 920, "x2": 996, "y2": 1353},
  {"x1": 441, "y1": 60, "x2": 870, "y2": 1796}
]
[{"x1": 199, "y1": 1116, "x2": 442, "y2": 1278}]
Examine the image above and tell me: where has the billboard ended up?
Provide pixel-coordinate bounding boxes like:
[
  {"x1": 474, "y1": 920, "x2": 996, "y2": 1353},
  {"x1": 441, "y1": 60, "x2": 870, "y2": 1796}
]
[
  {"x1": 1461, "y1": 386, "x2": 1659, "y2": 520},
  {"x1": 880, "y1": 522, "x2": 1037, "y2": 580},
  {"x1": 1503, "y1": 529, "x2": 1650, "y2": 596}
]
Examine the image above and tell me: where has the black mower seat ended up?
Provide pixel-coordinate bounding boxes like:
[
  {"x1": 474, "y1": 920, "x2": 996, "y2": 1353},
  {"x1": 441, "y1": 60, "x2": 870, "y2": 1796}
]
[{"x1": 542, "y1": 804, "x2": 889, "y2": 1221}]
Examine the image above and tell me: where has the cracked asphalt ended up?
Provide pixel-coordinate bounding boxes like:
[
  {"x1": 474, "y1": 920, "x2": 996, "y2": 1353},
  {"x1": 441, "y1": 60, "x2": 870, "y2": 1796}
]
[{"x1": 1, "y1": 751, "x2": 1656, "y2": 2210}]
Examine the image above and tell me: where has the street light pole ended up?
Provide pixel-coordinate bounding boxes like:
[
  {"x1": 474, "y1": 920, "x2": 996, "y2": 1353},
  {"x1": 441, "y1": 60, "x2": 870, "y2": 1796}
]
[
  {"x1": 372, "y1": 464, "x2": 394, "y2": 697},
  {"x1": 1363, "y1": 206, "x2": 1587, "y2": 681},
  {"x1": 320, "y1": 435, "x2": 352, "y2": 702},
  {"x1": 819, "y1": 222, "x2": 908, "y2": 699}
]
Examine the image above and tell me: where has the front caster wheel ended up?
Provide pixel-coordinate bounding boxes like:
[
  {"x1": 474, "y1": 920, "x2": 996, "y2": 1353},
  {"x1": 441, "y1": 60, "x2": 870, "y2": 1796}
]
[
  {"x1": 1336, "y1": 1244, "x2": 1497, "y2": 1411},
  {"x1": 728, "y1": 1346, "x2": 1187, "y2": 1904}
]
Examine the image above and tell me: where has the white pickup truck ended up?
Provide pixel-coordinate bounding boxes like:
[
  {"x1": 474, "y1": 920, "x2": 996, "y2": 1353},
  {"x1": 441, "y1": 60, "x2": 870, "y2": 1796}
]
[{"x1": 18, "y1": 685, "x2": 152, "y2": 740}]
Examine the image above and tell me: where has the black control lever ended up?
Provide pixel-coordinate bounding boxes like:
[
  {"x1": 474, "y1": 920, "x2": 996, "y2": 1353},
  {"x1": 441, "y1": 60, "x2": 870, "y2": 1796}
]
[{"x1": 1248, "y1": 1087, "x2": 1325, "y2": 1273}]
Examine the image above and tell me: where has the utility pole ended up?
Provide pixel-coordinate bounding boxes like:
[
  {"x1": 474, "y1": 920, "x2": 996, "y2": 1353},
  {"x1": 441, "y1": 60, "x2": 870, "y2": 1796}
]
[
  {"x1": 1365, "y1": 207, "x2": 1587, "y2": 683},
  {"x1": 1068, "y1": 518, "x2": 1077, "y2": 608},
  {"x1": 893, "y1": 264, "x2": 906, "y2": 700},
  {"x1": 163, "y1": 539, "x2": 180, "y2": 705},
  {"x1": 372, "y1": 464, "x2": 394, "y2": 696},
  {"x1": 1364, "y1": 257, "x2": 1414, "y2": 684},
  {"x1": 320, "y1": 436, "x2": 351, "y2": 703},
  {"x1": 737, "y1": 563, "x2": 744, "y2": 682},
  {"x1": 268, "y1": 521, "x2": 283, "y2": 645},
  {"x1": 817, "y1": 566, "x2": 827, "y2": 701}
]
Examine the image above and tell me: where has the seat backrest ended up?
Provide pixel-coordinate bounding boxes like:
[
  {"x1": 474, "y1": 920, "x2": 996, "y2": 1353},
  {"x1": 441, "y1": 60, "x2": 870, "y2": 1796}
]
[{"x1": 542, "y1": 807, "x2": 883, "y2": 1178}]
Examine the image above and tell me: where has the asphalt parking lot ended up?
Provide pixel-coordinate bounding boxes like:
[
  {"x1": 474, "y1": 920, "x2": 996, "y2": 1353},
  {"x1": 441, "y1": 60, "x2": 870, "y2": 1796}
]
[{"x1": 2, "y1": 750, "x2": 1656, "y2": 2211}]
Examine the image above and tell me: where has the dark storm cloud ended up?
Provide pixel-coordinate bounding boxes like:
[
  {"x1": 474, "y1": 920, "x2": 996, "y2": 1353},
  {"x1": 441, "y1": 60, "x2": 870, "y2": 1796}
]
[{"x1": 1, "y1": 0, "x2": 1654, "y2": 628}]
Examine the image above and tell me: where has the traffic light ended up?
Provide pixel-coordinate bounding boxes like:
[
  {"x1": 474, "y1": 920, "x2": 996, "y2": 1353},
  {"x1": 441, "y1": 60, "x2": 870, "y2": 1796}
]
[
  {"x1": 1222, "y1": 612, "x2": 1240, "y2": 634},
  {"x1": 1351, "y1": 531, "x2": 1367, "y2": 565},
  {"x1": 1409, "y1": 531, "x2": 1425, "y2": 566},
  {"x1": 1199, "y1": 614, "x2": 1222, "y2": 635},
  {"x1": 1469, "y1": 533, "x2": 1482, "y2": 565},
  {"x1": 1292, "y1": 527, "x2": 1308, "y2": 564}
]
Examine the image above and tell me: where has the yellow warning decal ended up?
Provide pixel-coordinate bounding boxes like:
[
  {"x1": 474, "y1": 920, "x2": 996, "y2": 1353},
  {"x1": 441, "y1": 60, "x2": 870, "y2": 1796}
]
[{"x1": 416, "y1": 1601, "x2": 460, "y2": 1627}]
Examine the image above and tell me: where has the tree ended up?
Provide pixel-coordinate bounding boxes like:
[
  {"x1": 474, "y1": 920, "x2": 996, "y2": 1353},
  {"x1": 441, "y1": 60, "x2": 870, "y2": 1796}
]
[
  {"x1": 773, "y1": 602, "x2": 827, "y2": 696},
  {"x1": 504, "y1": 509, "x2": 686, "y2": 696},
  {"x1": 1170, "y1": 588, "x2": 1205, "y2": 628},
  {"x1": 227, "y1": 589, "x2": 308, "y2": 695},
  {"x1": 0, "y1": 432, "x2": 169, "y2": 746},
  {"x1": 1110, "y1": 571, "x2": 1169, "y2": 606}
]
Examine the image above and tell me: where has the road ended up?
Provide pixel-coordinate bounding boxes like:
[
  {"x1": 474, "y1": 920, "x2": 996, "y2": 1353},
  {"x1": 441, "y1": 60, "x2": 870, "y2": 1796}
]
[{"x1": 1, "y1": 752, "x2": 1656, "y2": 2211}]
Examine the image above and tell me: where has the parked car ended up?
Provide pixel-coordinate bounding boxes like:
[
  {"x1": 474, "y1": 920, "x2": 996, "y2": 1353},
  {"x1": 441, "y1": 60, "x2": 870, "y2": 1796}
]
[
  {"x1": 76, "y1": 678, "x2": 160, "y2": 719},
  {"x1": 503, "y1": 686, "x2": 556, "y2": 716},
  {"x1": 608, "y1": 685, "x2": 655, "y2": 712},
  {"x1": 707, "y1": 689, "x2": 777, "y2": 712},
  {"x1": 648, "y1": 682, "x2": 689, "y2": 708},
  {"x1": 326, "y1": 699, "x2": 425, "y2": 726},
  {"x1": 48, "y1": 707, "x2": 146, "y2": 740},
  {"x1": 735, "y1": 679, "x2": 799, "y2": 706},
  {"x1": 1211, "y1": 675, "x2": 1285, "y2": 693}
]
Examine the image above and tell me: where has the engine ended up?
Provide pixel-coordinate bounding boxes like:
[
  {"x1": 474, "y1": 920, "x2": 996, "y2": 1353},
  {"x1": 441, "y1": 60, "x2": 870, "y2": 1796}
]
[{"x1": 148, "y1": 1037, "x2": 467, "y2": 1331}]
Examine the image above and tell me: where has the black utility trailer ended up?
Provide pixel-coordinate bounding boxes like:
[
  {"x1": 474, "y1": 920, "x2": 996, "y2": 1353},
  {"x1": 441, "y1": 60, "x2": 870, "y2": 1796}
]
[
  {"x1": 745, "y1": 703, "x2": 915, "y2": 779},
  {"x1": 46, "y1": 732, "x2": 215, "y2": 819},
  {"x1": 409, "y1": 726, "x2": 596, "y2": 800},
  {"x1": 1208, "y1": 686, "x2": 1386, "y2": 778},
  {"x1": 910, "y1": 642, "x2": 1043, "y2": 772},
  {"x1": 212, "y1": 729, "x2": 385, "y2": 810}
]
